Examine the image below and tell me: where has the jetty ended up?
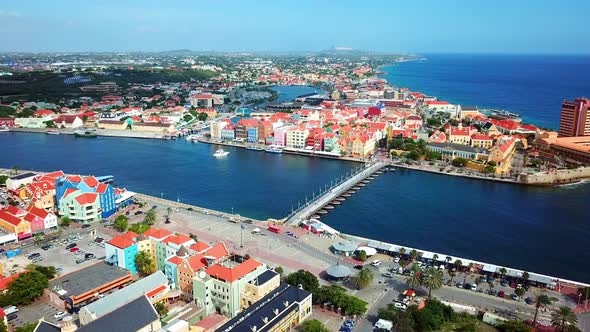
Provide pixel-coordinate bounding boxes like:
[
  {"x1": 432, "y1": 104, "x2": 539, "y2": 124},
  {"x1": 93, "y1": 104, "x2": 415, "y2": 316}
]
[{"x1": 286, "y1": 161, "x2": 388, "y2": 225}]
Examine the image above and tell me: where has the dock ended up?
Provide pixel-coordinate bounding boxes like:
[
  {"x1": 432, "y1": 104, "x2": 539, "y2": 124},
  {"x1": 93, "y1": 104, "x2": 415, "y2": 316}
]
[{"x1": 286, "y1": 161, "x2": 388, "y2": 225}]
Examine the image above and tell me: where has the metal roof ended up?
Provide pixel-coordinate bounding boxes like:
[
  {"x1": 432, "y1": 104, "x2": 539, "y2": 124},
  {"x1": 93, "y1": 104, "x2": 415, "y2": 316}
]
[
  {"x1": 331, "y1": 240, "x2": 357, "y2": 252},
  {"x1": 79, "y1": 295, "x2": 159, "y2": 332},
  {"x1": 325, "y1": 264, "x2": 352, "y2": 278}
]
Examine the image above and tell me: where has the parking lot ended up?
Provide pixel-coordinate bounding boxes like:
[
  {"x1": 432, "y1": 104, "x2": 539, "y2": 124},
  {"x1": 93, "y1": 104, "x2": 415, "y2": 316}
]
[
  {"x1": 8, "y1": 229, "x2": 112, "y2": 276},
  {"x1": 7, "y1": 301, "x2": 69, "y2": 329}
]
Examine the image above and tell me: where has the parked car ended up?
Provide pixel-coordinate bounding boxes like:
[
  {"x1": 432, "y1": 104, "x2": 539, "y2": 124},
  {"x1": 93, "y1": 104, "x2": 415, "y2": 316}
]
[
  {"x1": 393, "y1": 257, "x2": 400, "y2": 263},
  {"x1": 41, "y1": 245, "x2": 51, "y2": 250},
  {"x1": 151, "y1": 205, "x2": 157, "y2": 209},
  {"x1": 6, "y1": 313, "x2": 17, "y2": 321},
  {"x1": 134, "y1": 211, "x2": 143, "y2": 215},
  {"x1": 76, "y1": 258, "x2": 86, "y2": 264},
  {"x1": 382, "y1": 272, "x2": 393, "y2": 278},
  {"x1": 53, "y1": 311, "x2": 66, "y2": 320},
  {"x1": 511, "y1": 293, "x2": 519, "y2": 301},
  {"x1": 65, "y1": 243, "x2": 77, "y2": 250},
  {"x1": 489, "y1": 289, "x2": 497, "y2": 296},
  {"x1": 371, "y1": 260, "x2": 382, "y2": 267},
  {"x1": 525, "y1": 297, "x2": 533, "y2": 305},
  {"x1": 69, "y1": 247, "x2": 80, "y2": 253},
  {"x1": 85, "y1": 253, "x2": 95, "y2": 259},
  {"x1": 394, "y1": 302, "x2": 407, "y2": 310},
  {"x1": 27, "y1": 253, "x2": 41, "y2": 259},
  {"x1": 498, "y1": 291, "x2": 505, "y2": 298},
  {"x1": 81, "y1": 224, "x2": 91, "y2": 229},
  {"x1": 501, "y1": 280, "x2": 509, "y2": 287},
  {"x1": 470, "y1": 284, "x2": 477, "y2": 291},
  {"x1": 456, "y1": 282, "x2": 464, "y2": 289}
]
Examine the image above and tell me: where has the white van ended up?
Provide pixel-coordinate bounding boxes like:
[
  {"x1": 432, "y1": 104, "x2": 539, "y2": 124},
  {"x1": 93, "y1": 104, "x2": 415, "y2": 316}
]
[{"x1": 3, "y1": 305, "x2": 18, "y2": 315}]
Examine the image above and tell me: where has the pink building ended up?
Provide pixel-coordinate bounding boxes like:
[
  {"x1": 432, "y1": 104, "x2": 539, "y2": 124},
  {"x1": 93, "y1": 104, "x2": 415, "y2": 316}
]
[{"x1": 273, "y1": 125, "x2": 291, "y2": 147}]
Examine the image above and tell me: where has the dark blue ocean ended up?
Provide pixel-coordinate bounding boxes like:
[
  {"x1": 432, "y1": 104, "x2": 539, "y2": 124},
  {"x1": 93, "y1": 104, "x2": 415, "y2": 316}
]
[{"x1": 380, "y1": 54, "x2": 590, "y2": 129}]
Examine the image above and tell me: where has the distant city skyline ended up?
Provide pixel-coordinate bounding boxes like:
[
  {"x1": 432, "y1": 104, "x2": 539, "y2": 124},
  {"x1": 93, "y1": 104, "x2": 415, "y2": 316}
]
[{"x1": 1, "y1": 0, "x2": 590, "y2": 54}]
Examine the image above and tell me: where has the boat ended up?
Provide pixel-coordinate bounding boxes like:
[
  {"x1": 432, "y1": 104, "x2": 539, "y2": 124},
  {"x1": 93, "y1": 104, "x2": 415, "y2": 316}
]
[
  {"x1": 185, "y1": 134, "x2": 197, "y2": 141},
  {"x1": 0, "y1": 126, "x2": 10, "y2": 132},
  {"x1": 336, "y1": 197, "x2": 345, "y2": 201},
  {"x1": 317, "y1": 210, "x2": 328, "y2": 214},
  {"x1": 491, "y1": 109, "x2": 521, "y2": 119},
  {"x1": 311, "y1": 215, "x2": 320, "y2": 219},
  {"x1": 213, "y1": 149, "x2": 230, "y2": 158},
  {"x1": 331, "y1": 201, "x2": 341, "y2": 205},
  {"x1": 358, "y1": 183, "x2": 366, "y2": 187},
  {"x1": 361, "y1": 180, "x2": 370, "y2": 184},
  {"x1": 325, "y1": 205, "x2": 334, "y2": 210},
  {"x1": 74, "y1": 129, "x2": 97, "y2": 138},
  {"x1": 46, "y1": 129, "x2": 60, "y2": 135},
  {"x1": 246, "y1": 145, "x2": 264, "y2": 151},
  {"x1": 265, "y1": 145, "x2": 284, "y2": 154},
  {"x1": 352, "y1": 186, "x2": 361, "y2": 190}
]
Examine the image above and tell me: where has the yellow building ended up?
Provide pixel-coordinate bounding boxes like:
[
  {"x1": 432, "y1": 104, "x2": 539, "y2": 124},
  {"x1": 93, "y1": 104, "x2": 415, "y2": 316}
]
[
  {"x1": 132, "y1": 123, "x2": 175, "y2": 132},
  {"x1": 98, "y1": 120, "x2": 127, "y2": 130},
  {"x1": 0, "y1": 209, "x2": 31, "y2": 241},
  {"x1": 240, "y1": 270, "x2": 281, "y2": 311},
  {"x1": 470, "y1": 134, "x2": 493, "y2": 149},
  {"x1": 351, "y1": 134, "x2": 374, "y2": 157},
  {"x1": 489, "y1": 137, "x2": 517, "y2": 165}
]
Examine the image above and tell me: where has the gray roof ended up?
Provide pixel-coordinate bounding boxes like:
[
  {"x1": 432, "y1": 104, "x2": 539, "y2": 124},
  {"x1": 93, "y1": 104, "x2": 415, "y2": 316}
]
[
  {"x1": 428, "y1": 142, "x2": 478, "y2": 153},
  {"x1": 49, "y1": 262, "x2": 130, "y2": 297},
  {"x1": 331, "y1": 240, "x2": 357, "y2": 252},
  {"x1": 10, "y1": 172, "x2": 36, "y2": 180},
  {"x1": 81, "y1": 270, "x2": 167, "y2": 320},
  {"x1": 461, "y1": 105, "x2": 478, "y2": 111},
  {"x1": 325, "y1": 264, "x2": 352, "y2": 278},
  {"x1": 217, "y1": 283, "x2": 311, "y2": 332},
  {"x1": 79, "y1": 295, "x2": 159, "y2": 332},
  {"x1": 33, "y1": 321, "x2": 61, "y2": 332},
  {"x1": 249, "y1": 270, "x2": 278, "y2": 287},
  {"x1": 176, "y1": 245, "x2": 189, "y2": 257}
]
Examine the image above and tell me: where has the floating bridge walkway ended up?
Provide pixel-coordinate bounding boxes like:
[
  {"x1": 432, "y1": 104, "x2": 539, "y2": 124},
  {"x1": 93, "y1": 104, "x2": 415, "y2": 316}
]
[{"x1": 285, "y1": 161, "x2": 389, "y2": 225}]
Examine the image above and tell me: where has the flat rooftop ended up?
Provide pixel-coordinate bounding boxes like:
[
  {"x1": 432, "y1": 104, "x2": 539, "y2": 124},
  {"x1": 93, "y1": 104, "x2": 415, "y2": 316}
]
[
  {"x1": 549, "y1": 136, "x2": 590, "y2": 153},
  {"x1": 10, "y1": 172, "x2": 36, "y2": 180},
  {"x1": 49, "y1": 262, "x2": 130, "y2": 297}
]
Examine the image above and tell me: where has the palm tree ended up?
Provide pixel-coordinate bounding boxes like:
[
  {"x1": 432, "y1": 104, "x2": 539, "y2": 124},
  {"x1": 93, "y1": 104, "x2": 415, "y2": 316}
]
[
  {"x1": 134, "y1": 250, "x2": 156, "y2": 275},
  {"x1": 433, "y1": 254, "x2": 439, "y2": 262},
  {"x1": 449, "y1": 271, "x2": 456, "y2": 285},
  {"x1": 551, "y1": 306, "x2": 579, "y2": 332},
  {"x1": 399, "y1": 247, "x2": 406, "y2": 257},
  {"x1": 454, "y1": 259, "x2": 463, "y2": 272},
  {"x1": 423, "y1": 267, "x2": 444, "y2": 298},
  {"x1": 12, "y1": 165, "x2": 20, "y2": 175},
  {"x1": 144, "y1": 208, "x2": 157, "y2": 225},
  {"x1": 467, "y1": 262, "x2": 474, "y2": 273},
  {"x1": 474, "y1": 276, "x2": 483, "y2": 290},
  {"x1": 445, "y1": 256, "x2": 452, "y2": 266},
  {"x1": 399, "y1": 259, "x2": 409, "y2": 269},
  {"x1": 487, "y1": 281, "x2": 494, "y2": 293},
  {"x1": 522, "y1": 271, "x2": 530, "y2": 285},
  {"x1": 354, "y1": 268, "x2": 374, "y2": 289},
  {"x1": 165, "y1": 207, "x2": 172, "y2": 224},
  {"x1": 410, "y1": 249, "x2": 418, "y2": 262},
  {"x1": 406, "y1": 271, "x2": 422, "y2": 290},
  {"x1": 499, "y1": 267, "x2": 507, "y2": 280},
  {"x1": 533, "y1": 294, "x2": 554, "y2": 326}
]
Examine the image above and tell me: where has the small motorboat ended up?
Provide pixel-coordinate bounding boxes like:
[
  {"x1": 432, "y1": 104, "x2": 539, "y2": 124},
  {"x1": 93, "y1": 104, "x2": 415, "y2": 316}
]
[
  {"x1": 213, "y1": 149, "x2": 230, "y2": 158},
  {"x1": 46, "y1": 129, "x2": 61, "y2": 135},
  {"x1": 325, "y1": 205, "x2": 334, "y2": 210},
  {"x1": 265, "y1": 145, "x2": 284, "y2": 154},
  {"x1": 0, "y1": 126, "x2": 10, "y2": 132},
  {"x1": 246, "y1": 145, "x2": 264, "y2": 151}
]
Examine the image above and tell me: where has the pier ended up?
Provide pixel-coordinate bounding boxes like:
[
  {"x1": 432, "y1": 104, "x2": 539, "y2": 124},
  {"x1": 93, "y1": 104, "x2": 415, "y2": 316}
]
[{"x1": 285, "y1": 161, "x2": 389, "y2": 225}]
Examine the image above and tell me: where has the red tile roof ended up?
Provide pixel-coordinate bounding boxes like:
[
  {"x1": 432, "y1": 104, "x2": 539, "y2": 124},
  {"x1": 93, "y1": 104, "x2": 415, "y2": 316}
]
[
  {"x1": 67, "y1": 175, "x2": 83, "y2": 183},
  {"x1": 205, "y1": 242, "x2": 229, "y2": 259},
  {"x1": 0, "y1": 272, "x2": 24, "y2": 291},
  {"x1": 167, "y1": 256, "x2": 183, "y2": 266},
  {"x1": 95, "y1": 183, "x2": 109, "y2": 194},
  {"x1": 164, "y1": 233, "x2": 193, "y2": 246},
  {"x1": 187, "y1": 254, "x2": 207, "y2": 272},
  {"x1": 0, "y1": 209, "x2": 24, "y2": 227},
  {"x1": 471, "y1": 134, "x2": 492, "y2": 140},
  {"x1": 74, "y1": 192, "x2": 99, "y2": 205},
  {"x1": 83, "y1": 176, "x2": 99, "y2": 188},
  {"x1": 143, "y1": 228, "x2": 172, "y2": 240},
  {"x1": 26, "y1": 206, "x2": 50, "y2": 219},
  {"x1": 107, "y1": 235, "x2": 135, "y2": 249},
  {"x1": 145, "y1": 284, "x2": 168, "y2": 298},
  {"x1": 63, "y1": 188, "x2": 78, "y2": 199},
  {"x1": 6, "y1": 205, "x2": 26, "y2": 217},
  {"x1": 205, "y1": 258, "x2": 262, "y2": 282},
  {"x1": 190, "y1": 241, "x2": 210, "y2": 253}
]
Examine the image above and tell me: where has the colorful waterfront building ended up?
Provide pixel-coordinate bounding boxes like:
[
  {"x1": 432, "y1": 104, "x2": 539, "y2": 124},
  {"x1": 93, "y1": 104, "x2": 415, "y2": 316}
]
[
  {"x1": 95, "y1": 183, "x2": 116, "y2": 218},
  {"x1": 58, "y1": 191, "x2": 101, "y2": 223},
  {"x1": 286, "y1": 125, "x2": 309, "y2": 149},
  {"x1": 26, "y1": 206, "x2": 58, "y2": 232},
  {"x1": 247, "y1": 126, "x2": 259, "y2": 143},
  {"x1": 143, "y1": 228, "x2": 173, "y2": 270},
  {"x1": 177, "y1": 242, "x2": 229, "y2": 302},
  {"x1": 0, "y1": 208, "x2": 31, "y2": 241},
  {"x1": 105, "y1": 231, "x2": 140, "y2": 275},
  {"x1": 221, "y1": 124, "x2": 236, "y2": 141}
]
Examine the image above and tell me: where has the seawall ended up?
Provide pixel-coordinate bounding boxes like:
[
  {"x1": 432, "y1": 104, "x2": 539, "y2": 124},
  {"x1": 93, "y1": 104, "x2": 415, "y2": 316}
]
[{"x1": 517, "y1": 167, "x2": 590, "y2": 186}]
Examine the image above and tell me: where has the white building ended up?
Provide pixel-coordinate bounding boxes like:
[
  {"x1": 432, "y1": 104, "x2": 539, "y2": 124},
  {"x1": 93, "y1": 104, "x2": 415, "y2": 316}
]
[{"x1": 5, "y1": 172, "x2": 37, "y2": 191}]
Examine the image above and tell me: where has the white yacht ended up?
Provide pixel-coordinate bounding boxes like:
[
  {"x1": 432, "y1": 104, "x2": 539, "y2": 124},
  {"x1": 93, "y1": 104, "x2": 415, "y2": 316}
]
[{"x1": 213, "y1": 149, "x2": 229, "y2": 158}]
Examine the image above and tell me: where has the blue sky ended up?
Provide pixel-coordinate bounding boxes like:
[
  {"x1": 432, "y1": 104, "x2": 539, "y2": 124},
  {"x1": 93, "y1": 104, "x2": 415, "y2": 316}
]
[{"x1": 1, "y1": 0, "x2": 589, "y2": 54}]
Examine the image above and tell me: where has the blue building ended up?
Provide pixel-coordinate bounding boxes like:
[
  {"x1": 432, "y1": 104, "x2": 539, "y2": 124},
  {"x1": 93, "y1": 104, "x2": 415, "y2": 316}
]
[
  {"x1": 105, "y1": 231, "x2": 139, "y2": 275},
  {"x1": 96, "y1": 183, "x2": 116, "y2": 218},
  {"x1": 247, "y1": 127, "x2": 259, "y2": 143}
]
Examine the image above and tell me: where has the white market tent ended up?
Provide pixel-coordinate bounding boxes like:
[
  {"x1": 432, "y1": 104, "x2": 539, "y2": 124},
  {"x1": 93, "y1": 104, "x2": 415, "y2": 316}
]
[{"x1": 356, "y1": 246, "x2": 377, "y2": 256}]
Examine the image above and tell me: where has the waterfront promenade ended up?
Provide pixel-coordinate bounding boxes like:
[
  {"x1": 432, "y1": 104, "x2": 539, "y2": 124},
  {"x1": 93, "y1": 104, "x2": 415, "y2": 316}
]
[{"x1": 286, "y1": 161, "x2": 388, "y2": 225}]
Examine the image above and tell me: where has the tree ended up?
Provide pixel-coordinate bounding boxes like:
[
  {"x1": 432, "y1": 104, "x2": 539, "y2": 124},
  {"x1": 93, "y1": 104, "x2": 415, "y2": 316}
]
[
  {"x1": 454, "y1": 259, "x2": 463, "y2": 272},
  {"x1": 286, "y1": 270, "x2": 319, "y2": 294},
  {"x1": 399, "y1": 247, "x2": 406, "y2": 257},
  {"x1": 474, "y1": 276, "x2": 483, "y2": 289},
  {"x1": 432, "y1": 254, "x2": 439, "y2": 262},
  {"x1": 423, "y1": 267, "x2": 443, "y2": 298},
  {"x1": 451, "y1": 158, "x2": 468, "y2": 167},
  {"x1": 12, "y1": 166, "x2": 20, "y2": 175},
  {"x1": 357, "y1": 250, "x2": 367, "y2": 262},
  {"x1": 533, "y1": 294, "x2": 554, "y2": 326},
  {"x1": 27, "y1": 265, "x2": 56, "y2": 280},
  {"x1": 498, "y1": 320, "x2": 532, "y2": 332},
  {"x1": 449, "y1": 271, "x2": 456, "y2": 285},
  {"x1": 0, "y1": 320, "x2": 8, "y2": 332},
  {"x1": 406, "y1": 271, "x2": 422, "y2": 289},
  {"x1": 445, "y1": 256, "x2": 452, "y2": 265},
  {"x1": 515, "y1": 287, "x2": 526, "y2": 301},
  {"x1": 189, "y1": 233, "x2": 198, "y2": 242},
  {"x1": 154, "y1": 302, "x2": 168, "y2": 317},
  {"x1": 274, "y1": 266, "x2": 284, "y2": 277},
  {"x1": 499, "y1": 267, "x2": 508, "y2": 280},
  {"x1": 60, "y1": 216, "x2": 71, "y2": 227},
  {"x1": 113, "y1": 215, "x2": 128, "y2": 232},
  {"x1": 144, "y1": 208, "x2": 157, "y2": 225},
  {"x1": 8, "y1": 270, "x2": 49, "y2": 305},
  {"x1": 484, "y1": 165, "x2": 496, "y2": 174},
  {"x1": 14, "y1": 323, "x2": 37, "y2": 332},
  {"x1": 197, "y1": 112, "x2": 208, "y2": 121},
  {"x1": 0, "y1": 175, "x2": 8, "y2": 185},
  {"x1": 354, "y1": 267, "x2": 374, "y2": 289},
  {"x1": 522, "y1": 271, "x2": 530, "y2": 285},
  {"x1": 134, "y1": 250, "x2": 156, "y2": 275},
  {"x1": 44, "y1": 120, "x2": 56, "y2": 128},
  {"x1": 406, "y1": 150, "x2": 420, "y2": 161},
  {"x1": 410, "y1": 249, "x2": 418, "y2": 261},
  {"x1": 301, "y1": 319, "x2": 330, "y2": 332},
  {"x1": 551, "y1": 306, "x2": 579, "y2": 332},
  {"x1": 166, "y1": 206, "x2": 172, "y2": 222}
]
